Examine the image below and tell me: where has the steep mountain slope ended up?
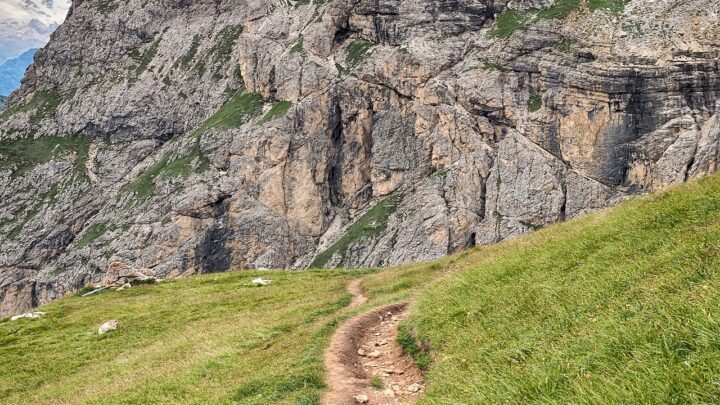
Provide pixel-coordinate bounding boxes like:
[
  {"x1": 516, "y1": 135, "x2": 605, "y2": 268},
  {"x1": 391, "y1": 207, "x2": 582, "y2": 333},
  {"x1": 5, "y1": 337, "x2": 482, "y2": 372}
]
[
  {"x1": 2, "y1": 173, "x2": 720, "y2": 403},
  {"x1": 1, "y1": 0, "x2": 719, "y2": 316},
  {"x1": 0, "y1": 48, "x2": 37, "y2": 96}
]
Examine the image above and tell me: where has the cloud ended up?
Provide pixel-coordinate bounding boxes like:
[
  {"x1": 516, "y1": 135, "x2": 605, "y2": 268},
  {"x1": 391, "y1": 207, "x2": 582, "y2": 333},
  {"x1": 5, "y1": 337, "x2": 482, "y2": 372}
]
[{"x1": 1, "y1": 0, "x2": 72, "y2": 25}]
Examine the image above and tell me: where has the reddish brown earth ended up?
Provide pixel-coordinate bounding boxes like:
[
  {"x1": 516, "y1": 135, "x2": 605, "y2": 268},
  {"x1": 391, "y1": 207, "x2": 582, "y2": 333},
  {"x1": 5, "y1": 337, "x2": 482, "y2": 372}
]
[{"x1": 323, "y1": 281, "x2": 424, "y2": 404}]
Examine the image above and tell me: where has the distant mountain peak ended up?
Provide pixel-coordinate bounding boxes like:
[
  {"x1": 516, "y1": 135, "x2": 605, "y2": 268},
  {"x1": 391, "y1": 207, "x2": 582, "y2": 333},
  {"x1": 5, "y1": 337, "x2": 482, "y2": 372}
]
[
  {"x1": 0, "y1": 48, "x2": 37, "y2": 96},
  {"x1": 0, "y1": 0, "x2": 70, "y2": 63}
]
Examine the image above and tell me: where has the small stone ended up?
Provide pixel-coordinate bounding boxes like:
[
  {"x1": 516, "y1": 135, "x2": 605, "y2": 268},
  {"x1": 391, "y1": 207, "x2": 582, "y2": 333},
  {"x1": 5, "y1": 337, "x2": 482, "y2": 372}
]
[
  {"x1": 381, "y1": 368, "x2": 395, "y2": 374},
  {"x1": 383, "y1": 388, "x2": 395, "y2": 397},
  {"x1": 357, "y1": 348, "x2": 367, "y2": 356},
  {"x1": 354, "y1": 394, "x2": 369, "y2": 403},
  {"x1": 368, "y1": 350, "x2": 381, "y2": 358},
  {"x1": 251, "y1": 277, "x2": 272, "y2": 286},
  {"x1": 98, "y1": 320, "x2": 119, "y2": 334},
  {"x1": 407, "y1": 383, "x2": 422, "y2": 393},
  {"x1": 375, "y1": 339, "x2": 388, "y2": 346},
  {"x1": 10, "y1": 312, "x2": 45, "y2": 321}
]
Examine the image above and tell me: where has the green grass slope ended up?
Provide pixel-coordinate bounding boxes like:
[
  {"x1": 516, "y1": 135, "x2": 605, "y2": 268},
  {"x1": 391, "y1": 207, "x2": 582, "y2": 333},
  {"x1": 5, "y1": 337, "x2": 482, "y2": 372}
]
[
  {"x1": 2, "y1": 174, "x2": 720, "y2": 404},
  {"x1": 362, "y1": 173, "x2": 720, "y2": 404},
  {"x1": 0, "y1": 270, "x2": 368, "y2": 404}
]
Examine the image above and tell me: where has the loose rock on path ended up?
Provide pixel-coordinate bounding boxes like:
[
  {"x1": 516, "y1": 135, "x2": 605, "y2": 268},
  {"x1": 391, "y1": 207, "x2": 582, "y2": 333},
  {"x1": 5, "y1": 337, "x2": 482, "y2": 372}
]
[{"x1": 323, "y1": 281, "x2": 424, "y2": 404}]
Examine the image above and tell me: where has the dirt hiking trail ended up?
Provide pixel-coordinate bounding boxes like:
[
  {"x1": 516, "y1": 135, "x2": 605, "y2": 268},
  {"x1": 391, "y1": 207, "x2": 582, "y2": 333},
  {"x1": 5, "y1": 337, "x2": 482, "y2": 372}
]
[{"x1": 323, "y1": 280, "x2": 425, "y2": 404}]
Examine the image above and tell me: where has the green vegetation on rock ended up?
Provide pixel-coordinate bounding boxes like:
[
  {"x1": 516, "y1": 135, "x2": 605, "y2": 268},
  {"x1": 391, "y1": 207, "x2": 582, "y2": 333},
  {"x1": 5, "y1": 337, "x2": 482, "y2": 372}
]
[
  {"x1": 193, "y1": 90, "x2": 264, "y2": 138},
  {"x1": 207, "y1": 26, "x2": 243, "y2": 65},
  {"x1": 76, "y1": 223, "x2": 109, "y2": 248},
  {"x1": 0, "y1": 135, "x2": 89, "y2": 178},
  {"x1": 310, "y1": 192, "x2": 404, "y2": 268},
  {"x1": 119, "y1": 145, "x2": 210, "y2": 202},
  {"x1": 290, "y1": 38, "x2": 304, "y2": 53},
  {"x1": 488, "y1": 9, "x2": 535, "y2": 38},
  {"x1": 129, "y1": 40, "x2": 160, "y2": 83},
  {"x1": 0, "y1": 89, "x2": 65, "y2": 126},
  {"x1": 490, "y1": 0, "x2": 627, "y2": 38},
  {"x1": 258, "y1": 100, "x2": 293, "y2": 125},
  {"x1": 346, "y1": 39, "x2": 376, "y2": 66},
  {"x1": 554, "y1": 37, "x2": 578, "y2": 53},
  {"x1": 5, "y1": 184, "x2": 60, "y2": 240},
  {"x1": 528, "y1": 94, "x2": 543, "y2": 112},
  {"x1": 178, "y1": 35, "x2": 201, "y2": 70},
  {"x1": 483, "y1": 61, "x2": 506, "y2": 72},
  {"x1": 536, "y1": 0, "x2": 582, "y2": 20}
]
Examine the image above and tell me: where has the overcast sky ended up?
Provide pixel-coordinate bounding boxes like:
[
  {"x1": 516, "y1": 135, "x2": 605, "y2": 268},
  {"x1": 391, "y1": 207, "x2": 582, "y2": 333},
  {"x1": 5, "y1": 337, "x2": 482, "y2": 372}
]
[{"x1": 1, "y1": 0, "x2": 72, "y2": 25}]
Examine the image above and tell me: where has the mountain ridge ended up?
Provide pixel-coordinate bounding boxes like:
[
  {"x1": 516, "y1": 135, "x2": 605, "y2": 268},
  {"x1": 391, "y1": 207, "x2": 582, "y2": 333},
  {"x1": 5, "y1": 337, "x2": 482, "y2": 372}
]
[{"x1": 0, "y1": 48, "x2": 37, "y2": 96}]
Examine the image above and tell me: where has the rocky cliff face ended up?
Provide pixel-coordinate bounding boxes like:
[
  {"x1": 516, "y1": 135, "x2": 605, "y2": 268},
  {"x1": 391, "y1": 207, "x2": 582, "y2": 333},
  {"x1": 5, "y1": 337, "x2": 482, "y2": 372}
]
[{"x1": 1, "y1": 0, "x2": 719, "y2": 316}]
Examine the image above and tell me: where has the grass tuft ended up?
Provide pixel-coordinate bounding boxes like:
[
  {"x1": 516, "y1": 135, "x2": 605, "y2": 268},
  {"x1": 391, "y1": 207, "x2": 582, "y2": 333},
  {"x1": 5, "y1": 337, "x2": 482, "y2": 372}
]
[{"x1": 527, "y1": 94, "x2": 543, "y2": 112}]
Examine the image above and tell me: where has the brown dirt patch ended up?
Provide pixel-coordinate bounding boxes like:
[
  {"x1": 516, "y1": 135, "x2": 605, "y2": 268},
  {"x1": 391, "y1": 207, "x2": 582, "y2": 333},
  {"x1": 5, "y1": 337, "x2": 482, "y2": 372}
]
[{"x1": 323, "y1": 282, "x2": 424, "y2": 404}]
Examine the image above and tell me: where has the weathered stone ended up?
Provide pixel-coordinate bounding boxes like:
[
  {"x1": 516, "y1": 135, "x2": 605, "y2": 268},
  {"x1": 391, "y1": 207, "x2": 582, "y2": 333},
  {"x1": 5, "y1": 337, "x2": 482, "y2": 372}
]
[{"x1": 98, "y1": 320, "x2": 119, "y2": 335}]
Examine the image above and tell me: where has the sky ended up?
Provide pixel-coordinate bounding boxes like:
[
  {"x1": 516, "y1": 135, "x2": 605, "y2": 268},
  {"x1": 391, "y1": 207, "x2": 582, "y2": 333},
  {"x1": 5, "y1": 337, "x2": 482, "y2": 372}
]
[
  {"x1": 1, "y1": 0, "x2": 72, "y2": 25},
  {"x1": 0, "y1": 0, "x2": 72, "y2": 63}
]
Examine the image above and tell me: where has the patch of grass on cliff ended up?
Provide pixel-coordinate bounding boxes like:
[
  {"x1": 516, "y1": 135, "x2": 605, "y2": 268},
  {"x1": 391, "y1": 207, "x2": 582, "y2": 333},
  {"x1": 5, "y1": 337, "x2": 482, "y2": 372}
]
[
  {"x1": 0, "y1": 270, "x2": 365, "y2": 404},
  {"x1": 76, "y1": 223, "x2": 109, "y2": 248},
  {"x1": 129, "y1": 40, "x2": 160, "y2": 83},
  {"x1": 346, "y1": 39, "x2": 376, "y2": 66},
  {"x1": 193, "y1": 90, "x2": 264, "y2": 138},
  {"x1": 208, "y1": 26, "x2": 243, "y2": 64},
  {"x1": 527, "y1": 94, "x2": 543, "y2": 112},
  {"x1": 536, "y1": 0, "x2": 582, "y2": 19},
  {"x1": 489, "y1": 9, "x2": 535, "y2": 38},
  {"x1": 119, "y1": 145, "x2": 210, "y2": 202},
  {"x1": 483, "y1": 61, "x2": 506, "y2": 71},
  {"x1": 178, "y1": 35, "x2": 201, "y2": 70},
  {"x1": 290, "y1": 38, "x2": 304, "y2": 53},
  {"x1": 310, "y1": 192, "x2": 404, "y2": 268},
  {"x1": 97, "y1": 3, "x2": 119, "y2": 15},
  {"x1": 258, "y1": 100, "x2": 293, "y2": 125},
  {"x1": 359, "y1": 173, "x2": 720, "y2": 404},
  {"x1": 489, "y1": 0, "x2": 588, "y2": 38},
  {"x1": 0, "y1": 135, "x2": 89, "y2": 178},
  {"x1": 0, "y1": 89, "x2": 64, "y2": 125}
]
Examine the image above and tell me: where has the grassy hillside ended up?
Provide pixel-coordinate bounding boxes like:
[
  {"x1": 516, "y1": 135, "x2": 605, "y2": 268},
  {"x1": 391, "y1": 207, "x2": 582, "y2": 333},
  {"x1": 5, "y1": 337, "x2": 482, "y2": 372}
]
[
  {"x1": 362, "y1": 173, "x2": 720, "y2": 404},
  {"x1": 2, "y1": 174, "x2": 720, "y2": 404},
  {"x1": 0, "y1": 270, "x2": 370, "y2": 404}
]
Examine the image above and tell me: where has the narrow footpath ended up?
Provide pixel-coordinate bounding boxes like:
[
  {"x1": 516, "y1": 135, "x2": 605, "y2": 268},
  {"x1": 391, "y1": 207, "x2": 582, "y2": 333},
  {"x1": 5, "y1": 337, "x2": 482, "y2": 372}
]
[{"x1": 323, "y1": 280, "x2": 425, "y2": 404}]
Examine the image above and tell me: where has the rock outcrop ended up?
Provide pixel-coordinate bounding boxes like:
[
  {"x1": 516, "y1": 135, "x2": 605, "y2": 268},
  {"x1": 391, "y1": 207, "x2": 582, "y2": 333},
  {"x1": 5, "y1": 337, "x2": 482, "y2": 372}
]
[{"x1": 1, "y1": 0, "x2": 719, "y2": 316}]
